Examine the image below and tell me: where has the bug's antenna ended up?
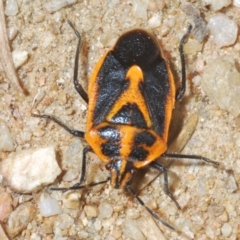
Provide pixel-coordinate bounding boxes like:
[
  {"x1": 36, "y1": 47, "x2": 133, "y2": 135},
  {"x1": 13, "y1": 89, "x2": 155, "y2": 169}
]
[
  {"x1": 126, "y1": 185, "x2": 176, "y2": 231},
  {"x1": 51, "y1": 178, "x2": 110, "y2": 191}
]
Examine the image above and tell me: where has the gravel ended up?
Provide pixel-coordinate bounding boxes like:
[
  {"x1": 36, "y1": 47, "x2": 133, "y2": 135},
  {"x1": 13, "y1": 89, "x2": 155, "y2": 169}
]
[
  {"x1": 1, "y1": 147, "x2": 61, "y2": 193},
  {"x1": 208, "y1": 14, "x2": 238, "y2": 48}
]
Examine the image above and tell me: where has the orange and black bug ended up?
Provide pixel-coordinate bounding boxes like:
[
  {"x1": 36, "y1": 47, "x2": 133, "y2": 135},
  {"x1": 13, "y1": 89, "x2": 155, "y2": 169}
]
[{"x1": 33, "y1": 21, "x2": 219, "y2": 230}]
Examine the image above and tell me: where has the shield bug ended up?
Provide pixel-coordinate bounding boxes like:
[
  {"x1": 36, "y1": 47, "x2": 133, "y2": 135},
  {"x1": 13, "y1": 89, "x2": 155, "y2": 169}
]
[{"x1": 33, "y1": 21, "x2": 219, "y2": 230}]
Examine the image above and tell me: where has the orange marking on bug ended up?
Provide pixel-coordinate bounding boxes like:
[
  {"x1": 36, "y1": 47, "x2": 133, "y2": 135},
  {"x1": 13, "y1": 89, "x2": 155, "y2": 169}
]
[
  {"x1": 106, "y1": 65, "x2": 152, "y2": 127},
  {"x1": 162, "y1": 67, "x2": 175, "y2": 141}
]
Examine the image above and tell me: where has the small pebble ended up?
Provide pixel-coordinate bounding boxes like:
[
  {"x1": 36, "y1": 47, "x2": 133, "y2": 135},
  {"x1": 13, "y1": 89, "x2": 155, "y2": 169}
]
[
  {"x1": 195, "y1": 57, "x2": 205, "y2": 73},
  {"x1": 62, "y1": 192, "x2": 81, "y2": 209},
  {"x1": 4, "y1": 0, "x2": 18, "y2": 16},
  {"x1": 0, "y1": 224, "x2": 9, "y2": 240},
  {"x1": 226, "y1": 174, "x2": 238, "y2": 193},
  {"x1": 148, "y1": 14, "x2": 161, "y2": 28},
  {"x1": 7, "y1": 26, "x2": 18, "y2": 40},
  {"x1": 6, "y1": 203, "x2": 36, "y2": 238},
  {"x1": 225, "y1": 202, "x2": 234, "y2": 213},
  {"x1": 209, "y1": 204, "x2": 225, "y2": 217},
  {"x1": 1, "y1": 146, "x2": 61, "y2": 193},
  {"x1": 202, "y1": 57, "x2": 240, "y2": 117},
  {"x1": 93, "y1": 219, "x2": 102, "y2": 231},
  {"x1": 84, "y1": 205, "x2": 98, "y2": 219},
  {"x1": 57, "y1": 213, "x2": 74, "y2": 229},
  {"x1": 105, "y1": 235, "x2": 115, "y2": 240},
  {"x1": 62, "y1": 138, "x2": 83, "y2": 169},
  {"x1": 122, "y1": 218, "x2": 145, "y2": 240},
  {"x1": 233, "y1": 0, "x2": 240, "y2": 7},
  {"x1": 62, "y1": 169, "x2": 79, "y2": 182},
  {"x1": 177, "y1": 192, "x2": 190, "y2": 209},
  {"x1": 53, "y1": 12, "x2": 61, "y2": 22},
  {"x1": 98, "y1": 201, "x2": 113, "y2": 219},
  {"x1": 0, "y1": 121, "x2": 14, "y2": 152},
  {"x1": 0, "y1": 192, "x2": 13, "y2": 223},
  {"x1": 137, "y1": 215, "x2": 166, "y2": 240},
  {"x1": 126, "y1": 208, "x2": 140, "y2": 219},
  {"x1": 111, "y1": 228, "x2": 121, "y2": 239},
  {"x1": 208, "y1": 14, "x2": 238, "y2": 48},
  {"x1": 160, "y1": 24, "x2": 170, "y2": 36},
  {"x1": 39, "y1": 193, "x2": 61, "y2": 217},
  {"x1": 221, "y1": 223, "x2": 232, "y2": 237},
  {"x1": 108, "y1": 0, "x2": 120, "y2": 7},
  {"x1": 131, "y1": 0, "x2": 148, "y2": 20},
  {"x1": 210, "y1": 0, "x2": 231, "y2": 11},
  {"x1": 41, "y1": 31, "x2": 55, "y2": 49},
  {"x1": 183, "y1": 39, "x2": 203, "y2": 55},
  {"x1": 44, "y1": 0, "x2": 77, "y2": 13},
  {"x1": 33, "y1": 11, "x2": 45, "y2": 23},
  {"x1": 205, "y1": 225, "x2": 215, "y2": 239},
  {"x1": 12, "y1": 50, "x2": 28, "y2": 69}
]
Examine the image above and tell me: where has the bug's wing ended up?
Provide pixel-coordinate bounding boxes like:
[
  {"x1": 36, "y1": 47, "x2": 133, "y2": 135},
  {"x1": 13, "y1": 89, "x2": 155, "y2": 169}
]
[
  {"x1": 92, "y1": 51, "x2": 129, "y2": 126},
  {"x1": 141, "y1": 58, "x2": 174, "y2": 138}
]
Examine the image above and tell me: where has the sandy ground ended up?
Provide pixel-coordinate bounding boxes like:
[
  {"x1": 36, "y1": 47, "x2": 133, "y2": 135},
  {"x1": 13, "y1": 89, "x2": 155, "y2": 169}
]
[{"x1": 0, "y1": 0, "x2": 240, "y2": 239}]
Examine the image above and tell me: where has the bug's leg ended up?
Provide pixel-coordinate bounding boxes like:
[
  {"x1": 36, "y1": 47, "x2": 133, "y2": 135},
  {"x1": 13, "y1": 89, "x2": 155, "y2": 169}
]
[
  {"x1": 32, "y1": 113, "x2": 84, "y2": 138},
  {"x1": 51, "y1": 146, "x2": 89, "y2": 191},
  {"x1": 72, "y1": 146, "x2": 91, "y2": 187},
  {"x1": 126, "y1": 184, "x2": 175, "y2": 231},
  {"x1": 162, "y1": 153, "x2": 219, "y2": 166},
  {"x1": 51, "y1": 178, "x2": 110, "y2": 191},
  {"x1": 176, "y1": 25, "x2": 193, "y2": 101},
  {"x1": 68, "y1": 21, "x2": 88, "y2": 103},
  {"x1": 150, "y1": 161, "x2": 181, "y2": 209},
  {"x1": 51, "y1": 146, "x2": 110, "y2": 191}
]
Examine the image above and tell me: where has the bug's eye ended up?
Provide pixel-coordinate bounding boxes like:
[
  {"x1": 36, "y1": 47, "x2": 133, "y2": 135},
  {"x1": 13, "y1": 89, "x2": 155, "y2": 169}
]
[{"x1": 105, "y1": 163, "x2": 112, "y2": 170}]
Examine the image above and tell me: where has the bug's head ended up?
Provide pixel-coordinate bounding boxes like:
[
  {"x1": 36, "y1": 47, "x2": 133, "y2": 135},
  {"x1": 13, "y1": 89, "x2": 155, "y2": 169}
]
[{"x1": 105, "y1": 158, "x2": 136, "y2": 189}]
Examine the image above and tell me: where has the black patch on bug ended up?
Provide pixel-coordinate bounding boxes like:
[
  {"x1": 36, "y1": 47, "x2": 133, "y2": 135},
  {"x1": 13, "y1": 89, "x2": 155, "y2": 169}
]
[
  {"x1": 98, "y1": 126, "x2": 120, "y2": 141},
  {"x1": 111, "y1": 103, "x2": 147, "y2": 128},
  {"x1": 130, "y1": 146, "x2": 148, "y2": 161},
  {"x1": 101, "y1": 142, "x2": 120, "y2": 157},
  {"x1": 93, "y1": 52, "x2": 129, "y2": 126},
  {"x1": 98, "y1": 126, "x2": 121, "y2": 157},
  {"x1": 140, "y1": 59, "x2": 170, "y2": 136},
  {"x1": 113, "y1": 30, "x2": 160, "y2": 70},
  {"x1": 134, "y1": 131, "x2": 156, "y2": 146}
]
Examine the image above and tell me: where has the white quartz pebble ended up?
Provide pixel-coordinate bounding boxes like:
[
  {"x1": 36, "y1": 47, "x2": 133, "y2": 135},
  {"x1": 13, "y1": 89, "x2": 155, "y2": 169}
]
[
  {"x1": 208, "y1": 14, "x2": 238, "y2": 48},
  {"x1": 98, "y1": 201, "x2": 113, "y2": 219},
  {"x1": 123, "y1": 219, "x2": 145, "y2": 240},
  {"x1": 221, "y1": 223, "x2": 232, "y2": 237},
  {"x1": 1, "y1": 146, "x2": 61, "y2": 193},
  {"x1": 4, "y1": 0, "x2": 18, "y2": 16},
  {"x1": 44, "y1": 0, "x2": 77, "y2": 13},
  {"x1": 12, "y1": 50, "x2": 28, "y2": 69},
  {"x1": 0, "y1": 121, "x2": 14, "y2": 152},
  {"x1": 210, "y1": 0, "x2": 231, "y2": 11},
  {"x1": 202, "y1": 57, "x2": 240, "y2": 117},
  {"x1": 131, "y1": 0, "x2": 148, "y2": 20},
  {"x1": 39, "y1": 193, "x2": 61, "y2": 217},
  {"x1": 233, "y1": 0, "x2": 240, "y2": 7},
  {"x1": 7, "y1": 26, "x2": 18, "y2": 40},
  {"x1": 148, "y1": 14, "x2": 161, "y2": 28}
]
